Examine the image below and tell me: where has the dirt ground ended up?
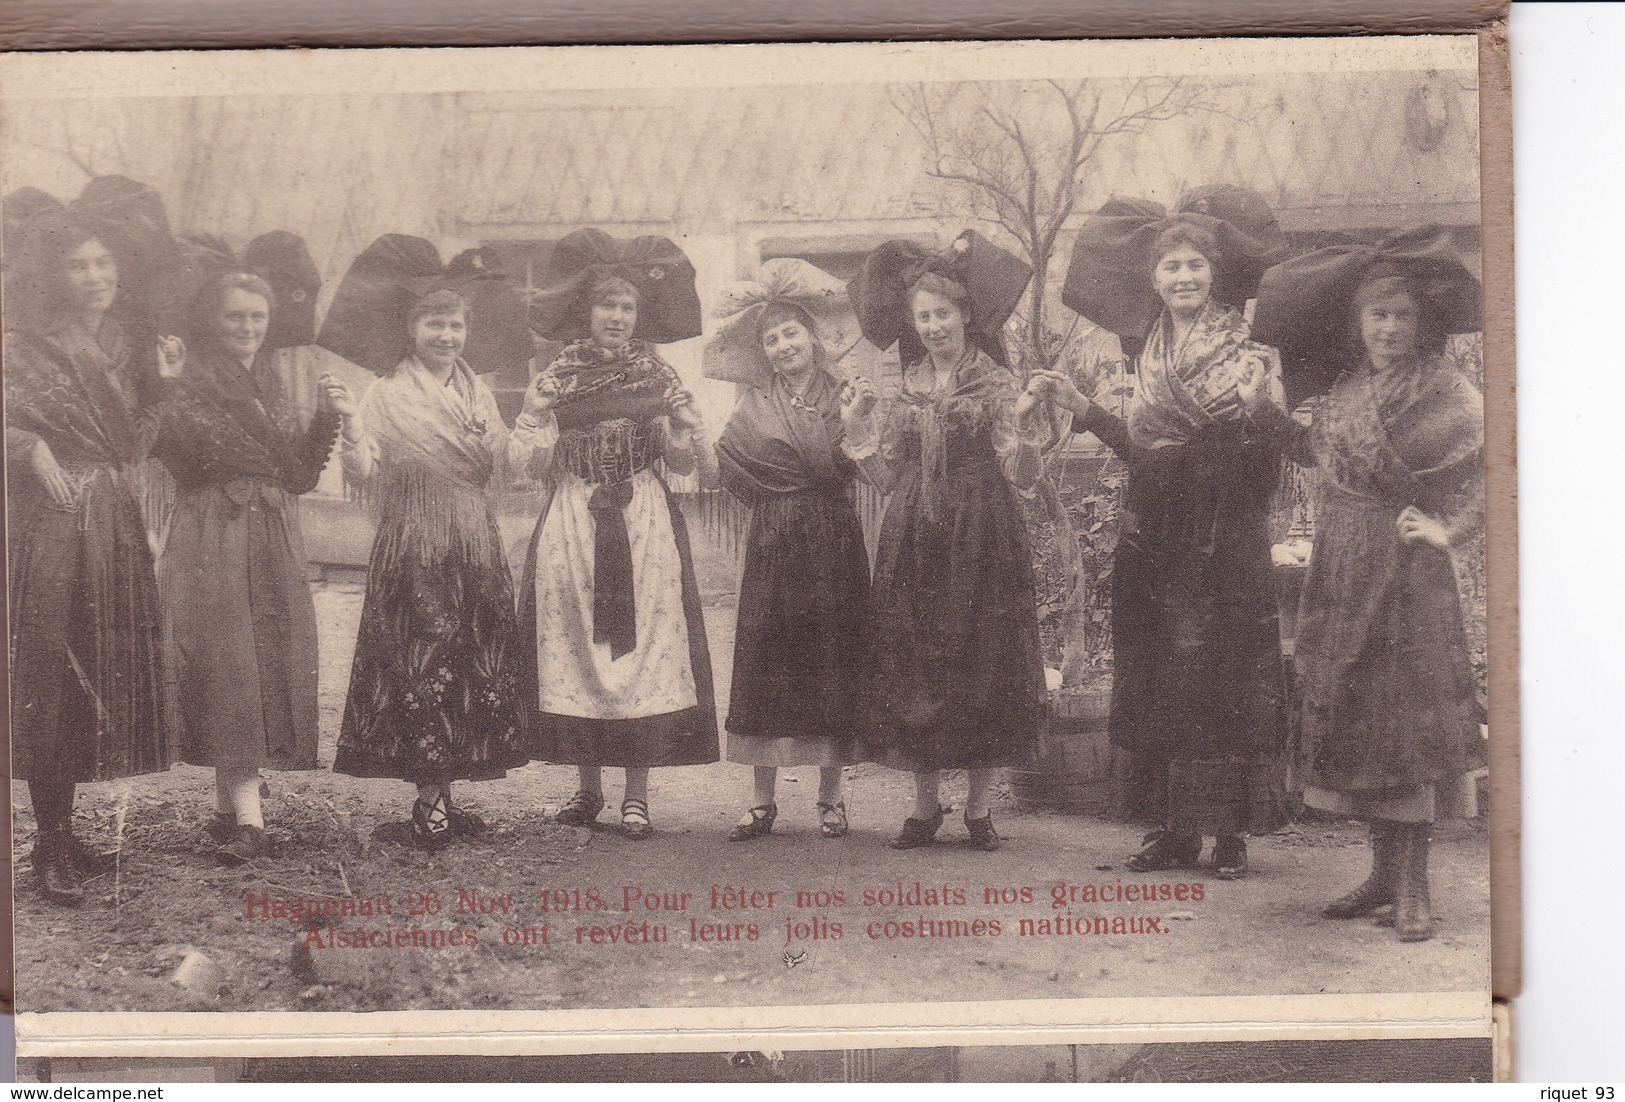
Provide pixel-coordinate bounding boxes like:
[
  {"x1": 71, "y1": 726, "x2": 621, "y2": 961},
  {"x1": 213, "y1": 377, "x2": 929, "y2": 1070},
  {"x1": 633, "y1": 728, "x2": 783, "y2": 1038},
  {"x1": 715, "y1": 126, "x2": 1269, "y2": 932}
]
[{"x1": 10, "y1": 528, "x2": 1491, "y2": 1015}]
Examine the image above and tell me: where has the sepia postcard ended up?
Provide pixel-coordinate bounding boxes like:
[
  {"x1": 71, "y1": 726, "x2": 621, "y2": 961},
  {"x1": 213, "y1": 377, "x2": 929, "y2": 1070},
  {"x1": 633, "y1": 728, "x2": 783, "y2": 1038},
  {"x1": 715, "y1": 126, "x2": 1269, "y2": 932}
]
[{"x1": 2, "y1": 34, "x2": 1510, "y2": 1069}]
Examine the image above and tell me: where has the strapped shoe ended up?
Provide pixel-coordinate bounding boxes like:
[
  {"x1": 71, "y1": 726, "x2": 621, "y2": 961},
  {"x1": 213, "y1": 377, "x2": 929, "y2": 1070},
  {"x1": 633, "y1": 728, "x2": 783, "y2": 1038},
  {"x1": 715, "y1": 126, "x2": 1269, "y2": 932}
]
[
  {"x1": 216, "y1": 824, "x2": 271, "y2": 866},
  {"x1": 620, "y1": 798, "x2": 653, "y2": 841},
  {"x1": 411, "y1": 794, "x2": 455, "y2": 852},
  {"x1": 817, "y1": 801, "x2": 849, "y2": 839},
  {"x1": 1124, "y1": 829, "x2": 1203, "y2": 872},
  {"x1": 555, "y1": 790, "x2": 606, "y2": 827},
  {"x1": 445, "y1": 802, "x2": 489, "y2": 837},
  {"x1": 729, "y1": 804, "x2": 777, "y2": 842},
  {"x1": 964, "y1": 811, "x2": 1001, "y2": 851},
  {"x1": 889, "y1": 805, "x2": 946, "y2": 850}
]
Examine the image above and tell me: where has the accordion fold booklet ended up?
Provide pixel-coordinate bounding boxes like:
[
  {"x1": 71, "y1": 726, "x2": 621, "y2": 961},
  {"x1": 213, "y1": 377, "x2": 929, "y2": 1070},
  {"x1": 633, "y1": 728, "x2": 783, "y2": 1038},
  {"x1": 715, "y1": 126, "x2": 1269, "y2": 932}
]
[{"x1": 1, "y1": 25, "x2": 1517, "y2": 1084}]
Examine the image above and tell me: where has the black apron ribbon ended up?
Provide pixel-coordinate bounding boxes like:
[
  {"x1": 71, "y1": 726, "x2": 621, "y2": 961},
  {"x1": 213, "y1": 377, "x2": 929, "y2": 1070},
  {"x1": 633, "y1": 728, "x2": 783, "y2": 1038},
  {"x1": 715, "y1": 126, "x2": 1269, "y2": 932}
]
[{"x1": 587, "y1": 479, "x2": 637, "y2": 659}]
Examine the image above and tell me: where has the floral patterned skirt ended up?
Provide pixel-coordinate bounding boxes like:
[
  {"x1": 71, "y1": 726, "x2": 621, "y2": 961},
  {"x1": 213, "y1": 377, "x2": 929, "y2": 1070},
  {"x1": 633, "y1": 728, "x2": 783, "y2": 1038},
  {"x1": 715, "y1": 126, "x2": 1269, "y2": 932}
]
[{"x1": 334, "y1": 514, "x2": 528, "y2": 784}]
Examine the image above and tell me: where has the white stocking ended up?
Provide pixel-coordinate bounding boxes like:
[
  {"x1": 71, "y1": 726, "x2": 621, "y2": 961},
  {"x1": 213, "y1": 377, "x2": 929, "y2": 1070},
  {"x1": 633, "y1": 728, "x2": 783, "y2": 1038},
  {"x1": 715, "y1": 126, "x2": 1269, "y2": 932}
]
[{"x1": 219, "y1": 768, "x2": 264, "y2": 830}]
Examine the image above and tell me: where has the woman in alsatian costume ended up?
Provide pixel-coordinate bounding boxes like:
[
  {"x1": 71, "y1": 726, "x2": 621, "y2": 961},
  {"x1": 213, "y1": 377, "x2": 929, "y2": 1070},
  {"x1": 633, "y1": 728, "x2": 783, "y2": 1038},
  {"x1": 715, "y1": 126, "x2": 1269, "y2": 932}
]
[{"x1": 518, "y1": 229, "x2": 718, "y2": 840}]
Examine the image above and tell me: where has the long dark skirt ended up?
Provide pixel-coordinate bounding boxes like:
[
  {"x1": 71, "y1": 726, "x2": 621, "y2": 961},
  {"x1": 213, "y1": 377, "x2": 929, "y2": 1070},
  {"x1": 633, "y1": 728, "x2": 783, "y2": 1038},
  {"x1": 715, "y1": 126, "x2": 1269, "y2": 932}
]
[
  {"x1": 1295, "y1": 480, "x2": 1481, "y2": 797},
  {"x1": 1108, "y1": 426, "x2": 1287, "y2": 835},
  {"x1": 334, "y1": 516, "x2": 528, "y2": 784},
  {"x1": 859, "y1": 460, "x2": 1045, "y2": 771},
  {"x1": 166, "y1": 481, "x2": 320, "y2": 772},
  {"x1": 8, "y1": 473, "x2": 173, "y2": 783},
  {"x1": 726, "y1": 489, "x2": 869, "y2": 765}
]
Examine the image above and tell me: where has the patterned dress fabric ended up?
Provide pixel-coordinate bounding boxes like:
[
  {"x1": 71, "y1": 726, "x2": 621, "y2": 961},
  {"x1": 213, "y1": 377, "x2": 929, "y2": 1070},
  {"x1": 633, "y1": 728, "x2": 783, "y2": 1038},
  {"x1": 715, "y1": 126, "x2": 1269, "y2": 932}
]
[
  {"x1": 333, "y1": 357, "x2": 528, "y2": 783},
  {"x1": 518, "y1": 339, "x2": 720, "y2": 768}
]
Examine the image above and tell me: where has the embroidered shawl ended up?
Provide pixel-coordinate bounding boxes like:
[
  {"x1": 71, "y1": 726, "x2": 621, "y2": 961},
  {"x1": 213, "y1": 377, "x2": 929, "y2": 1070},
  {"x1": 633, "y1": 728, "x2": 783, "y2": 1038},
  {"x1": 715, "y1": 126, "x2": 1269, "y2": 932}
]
[
  {"x1": 1314, "y1": 357, "x2": 1483, "y2": 515},
  {"x1": 875, "y1": 348, "x2": 1033, "y2": 517},
  {"x1": 5, "y1": 317, "x2": 154, "y2": 470},
  {"x1": 155, "y1": 344, "x2": 338, "y2": 494},
  {"x1": 1128, "y1": 301, "x2": 1285, "y2": 450},
  {"x1": 545, "y1": 338, "x2": 681, "y2": 474}
]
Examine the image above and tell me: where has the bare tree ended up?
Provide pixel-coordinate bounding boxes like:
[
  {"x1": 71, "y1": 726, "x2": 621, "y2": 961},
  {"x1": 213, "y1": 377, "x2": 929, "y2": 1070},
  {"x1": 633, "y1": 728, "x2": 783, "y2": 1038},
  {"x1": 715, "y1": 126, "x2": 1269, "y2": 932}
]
[
  {"x1": 892, "y1": 78, "x2": 1225, "y2": 679},
  {"x1": 891, "y1": 78, "x2": 1219, "y2": 373}
]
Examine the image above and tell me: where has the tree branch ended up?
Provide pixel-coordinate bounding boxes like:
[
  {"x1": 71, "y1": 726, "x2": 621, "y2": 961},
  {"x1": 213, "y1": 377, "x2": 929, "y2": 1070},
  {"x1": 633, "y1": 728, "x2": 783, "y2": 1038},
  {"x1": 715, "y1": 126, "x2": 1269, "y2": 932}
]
[{"x1": 889, "y1": 74, "x2": 1212, "y2": 369}]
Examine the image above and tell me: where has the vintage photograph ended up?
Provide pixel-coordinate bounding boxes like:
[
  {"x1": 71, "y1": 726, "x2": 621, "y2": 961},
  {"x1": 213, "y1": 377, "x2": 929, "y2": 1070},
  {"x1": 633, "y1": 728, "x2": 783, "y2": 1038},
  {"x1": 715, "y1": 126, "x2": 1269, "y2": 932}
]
[
  {"x1": 14, "y1": 1037, "x2": 1498, "y2": 1083},
  {"x1": 3, "y1": 37, "x2": 1492, "y2": 1046}
]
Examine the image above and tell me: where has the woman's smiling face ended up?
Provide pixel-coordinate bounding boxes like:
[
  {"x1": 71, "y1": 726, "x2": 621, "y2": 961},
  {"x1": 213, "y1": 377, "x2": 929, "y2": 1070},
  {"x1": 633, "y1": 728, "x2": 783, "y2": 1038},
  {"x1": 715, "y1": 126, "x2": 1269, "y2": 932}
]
[
  {"x1": 1152, "y1": 245, "x2": 1213, "y2": 317},
  {"x1": 63, "y1": 237, "x2": 118, "y2": 316},
  {"x1": 1358, "y1": 289, "x2": 1422, "y2": 364},
  {"x1": 590, "y1": 290, "x2": 639, "y2": 350},
  {"x1": 213, "y1": 287, "x2": 271, "y2": 364},
  {"x1": 911, "y1": 288, "x2": 967, "y2": 364},
  {"x1": 760, "y1": 316, "x2": 817, "y2": 376},
  {"x1": 412, "y1": 309, "x2": 466, "y2": 369}
]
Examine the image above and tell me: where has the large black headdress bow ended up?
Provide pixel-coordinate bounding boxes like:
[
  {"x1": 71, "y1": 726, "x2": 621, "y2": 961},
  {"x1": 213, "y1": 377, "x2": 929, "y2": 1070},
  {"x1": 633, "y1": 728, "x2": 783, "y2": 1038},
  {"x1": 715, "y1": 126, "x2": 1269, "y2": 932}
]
[
  {"x1": 2, "y1": 176, "x2": 181, "y2": 336},
  {"x1": 1251, "y1": 225, "x2": 1482, "y2": 401},
  {"x1": 164, "y1": 230, "x2": 323, "y2": 352},
  {"x1": 846, "y1": 229, "x2": 1032, "y2": 367},
  {"x1": 317, "y1": 234, "x2": 532, "y2": 375},
  {"x1": 1061, "y1": 184, "x2": 1282, "y2": 358},
  {"x1": 524, "y1": 228, "x2": 702, "y2": 347}
]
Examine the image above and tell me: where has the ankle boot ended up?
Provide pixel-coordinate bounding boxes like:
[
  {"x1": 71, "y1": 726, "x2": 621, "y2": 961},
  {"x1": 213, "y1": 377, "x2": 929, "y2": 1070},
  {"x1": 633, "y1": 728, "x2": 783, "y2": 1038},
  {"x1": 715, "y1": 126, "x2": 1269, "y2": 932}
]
[
  {"x1": 32, "y1": 831, "x2": 86, "y2": 906},
  {"x1": 61, "y1": 829, "x2": 119, "y2": 877},
  {"x1": 1213, "y1": 834, "x2": 1248, "y2": 880},
  {"x1": 1394, "y1": 823, "x2": 1434, "y2": 942},
  {"x1": 1324, "y1": 820, "x2": 1399, "y2": 919}
]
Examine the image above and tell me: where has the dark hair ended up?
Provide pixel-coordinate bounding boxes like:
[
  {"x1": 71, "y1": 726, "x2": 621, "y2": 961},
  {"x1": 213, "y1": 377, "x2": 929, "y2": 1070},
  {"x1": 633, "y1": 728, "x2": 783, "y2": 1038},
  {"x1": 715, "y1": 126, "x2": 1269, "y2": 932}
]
[
  {"x1": 575, "y1": 274, "x2": 641, "y2": 342},
  {"x1": 1149, "y1": 221, "x2": 1221, "y2": 275},
  {"x1": 757, "y1": 300, "x2": 825, "y2": 368},
  {"x1": 190, "y1": 270, "x2": 276, "y2": 348},
  {"x1": 1349, "y1": 270, "x2": 1450, "y2": 361},
  {"x1": 408, "y1": 287, "x2": 470, "y2": 329},
  {"x1": 23, "y1": 218, "x2": 108, "y2": 320},
  {"x1": 906, "y1": 270, "x2": 971, "y2": 317},
  {"x1": 757, "y1": 299, "x2": 817, "y2": 338}
]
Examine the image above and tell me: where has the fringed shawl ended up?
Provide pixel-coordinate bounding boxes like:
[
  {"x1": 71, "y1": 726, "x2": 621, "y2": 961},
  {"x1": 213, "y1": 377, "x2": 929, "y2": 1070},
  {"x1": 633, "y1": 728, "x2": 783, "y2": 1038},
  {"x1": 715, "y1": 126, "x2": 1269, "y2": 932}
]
[
  {"x1": 354, "y1": 355, "x2": 507, "y2": 564},
  {"x1": 1128, "y1": 301, "x2": 1284, "y2": 450},
  {"x1": 546, "y1": 338, "x2": 681, "y2": 479},
  {"x1": 1314, "y1": 357, "x2": 1484, "y2": 508},
  {"x1": 538, "y1": 337, "x2": 686, "y2": 659},
  {"x1": 886, "y1": 348, "x2": 1022, "y2": 519},
  {"x1": 716, "y1": 369, "x2": 847, "y2": 502}
]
